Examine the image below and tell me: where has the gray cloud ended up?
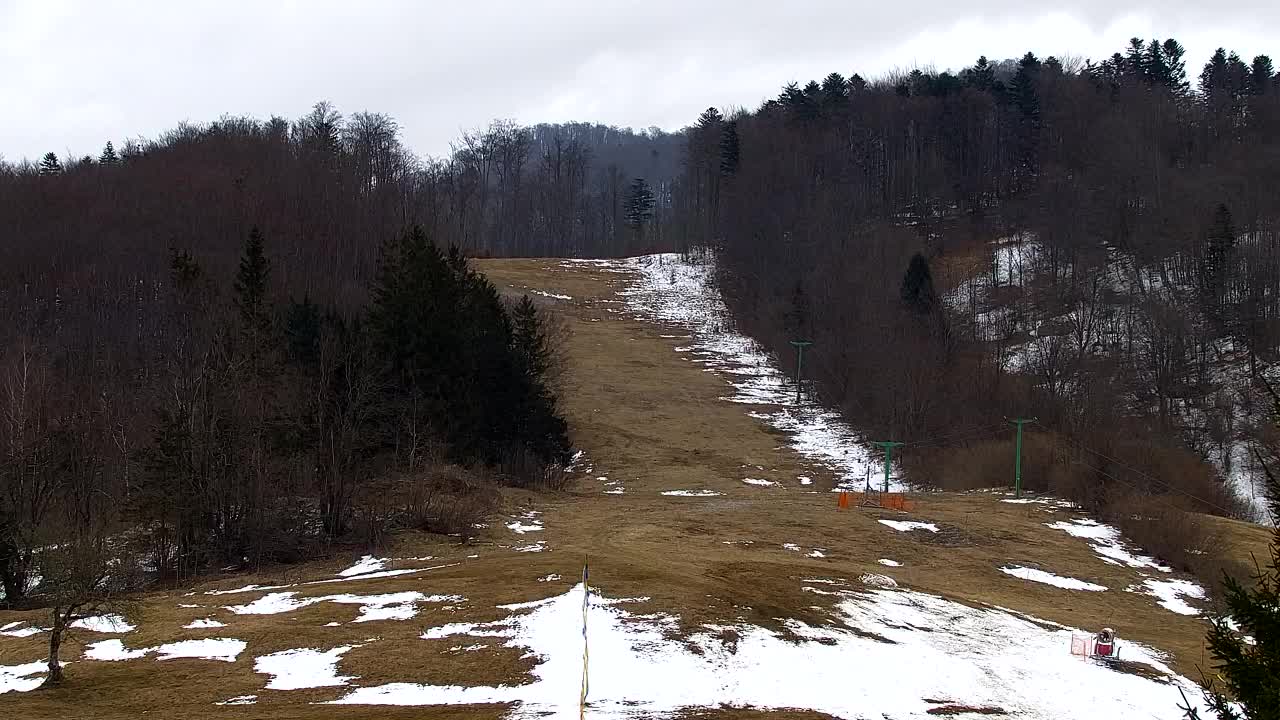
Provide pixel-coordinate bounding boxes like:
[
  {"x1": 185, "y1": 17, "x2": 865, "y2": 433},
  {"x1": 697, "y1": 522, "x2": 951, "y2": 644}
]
[{"x1": 3, "y1": 0, "x2": 1277, "y2": 163}]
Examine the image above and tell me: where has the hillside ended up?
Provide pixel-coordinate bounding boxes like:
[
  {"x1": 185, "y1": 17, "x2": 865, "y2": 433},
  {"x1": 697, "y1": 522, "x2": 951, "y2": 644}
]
[{"x1": 2, "y1": 255, "x2": 1269, "y2": 719}]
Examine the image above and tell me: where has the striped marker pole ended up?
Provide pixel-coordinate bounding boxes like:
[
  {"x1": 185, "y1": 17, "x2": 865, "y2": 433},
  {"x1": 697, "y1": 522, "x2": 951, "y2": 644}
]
[{"x1": 580, "y1": 562, "x2": 590, "y2": 717}]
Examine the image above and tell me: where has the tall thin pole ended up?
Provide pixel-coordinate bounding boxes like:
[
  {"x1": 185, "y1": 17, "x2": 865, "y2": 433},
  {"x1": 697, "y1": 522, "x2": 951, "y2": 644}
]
[
  {"x1": 872, "y1": 441, "x2": 904, "y2": 493},
  {"x1": 790, "y1": 340, "x2": 812, "y2": 405},
  {"x1": 1009, "y1": 418, "x2": 1036, "y2": 497}
]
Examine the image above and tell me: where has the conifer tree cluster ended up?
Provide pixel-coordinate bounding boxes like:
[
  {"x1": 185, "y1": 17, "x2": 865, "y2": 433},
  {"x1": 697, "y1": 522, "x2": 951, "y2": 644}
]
[{"x1": 1192, "y1": 389, "x2": 1280, "y2": 719}]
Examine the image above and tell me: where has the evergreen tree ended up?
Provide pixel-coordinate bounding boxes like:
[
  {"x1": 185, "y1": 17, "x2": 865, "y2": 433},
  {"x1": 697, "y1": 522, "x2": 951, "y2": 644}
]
[
  {"x1": 847, "y1": 73, "x2": 867, "y2": 93},
  {"x1": 719, "y1": 122, "x2": 740, "y2": 178},
  {"x1": 781, "y1": 82, "x2": 818, "y2": 121},
  {"x1": 509, "y1": 295, "x2": 570, "y2": 462},
  {"x1": 821, "y1": 72, "x2": 849, "y2": 106},
  {"x1": 368, "y1": 226, "x2": 458, "y2": 425},
  {"x1": 1125, "y1": 37, "x2": 1148, "y2": 79},
  {"x1": 965, "y1": 56, "x2": 994, "y2": 92},
  {"x1": 1193, "y1": 388, "x2": 1280, "y2": 718},
  {"x1": 1252, "y1": 56, "x2": 1275, "y2": 95},
  {"x1": 98, "y1": 141, "x2": 119, "y2": 165},
  {"x1": 1012, "y1": 52, "x2": 1042, "y2": 119},
  {"x1": 512, "y1": 296, "x2": 551, "y2": 380},
  {"x1": 38, "y1": 152, "x2": 61, "y2": 175},
  {"x1": 1162, "y1": 39, "x2": 1189, "y2": 93},
  {"x1": 623, "y1": 178, "x2": 655, "y2": 231},
  {"x1": 1201, "y1": 48, "x2": 1230, "y2": 97},
  {"x1": 901, "y1": 253, "x2": 939, "y2": 315},
  {"x1": 233, "y1": 227, "x2": 272, "y2": 334}
]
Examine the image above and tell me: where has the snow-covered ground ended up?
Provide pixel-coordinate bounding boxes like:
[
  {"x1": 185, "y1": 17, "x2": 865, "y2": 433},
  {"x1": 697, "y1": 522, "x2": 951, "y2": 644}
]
[
  {"x1": 1045, "y1": 519, "x2": 1173, "y2": 572},
  {"x1": 878, "y1": 520, "x2": 939, "y2": 533},
  {"x1": 85, "y1": 637, "x2": 247, "y2": 663},
  {"x1": 0, "y1": 662, "x2": 50, "y2": 694},
  {"x1": 331, "y1": 582, "x2": 1212, "y2": 719},
  {"x1": 601, "y1": 253, "x2": 900, "y2": 491},
  {"x1": 225, "y1": 590, "x2": 461, "y2": 622},
  {"x1": 255, "y1": 645, "x2": 356, "y2": 690},
  {"x1": 1134, "y1": 579, "x2": 1207, "y2": 616},
  {"x1": 71, "y1": 614, "x2": 135, "y2": 633},
  {"x1": 1000, "y1": 566, "x2": 1107, "y2": 592},
  {"x1": 339, "y1": 556, "x2": 386, "y2": 577}
]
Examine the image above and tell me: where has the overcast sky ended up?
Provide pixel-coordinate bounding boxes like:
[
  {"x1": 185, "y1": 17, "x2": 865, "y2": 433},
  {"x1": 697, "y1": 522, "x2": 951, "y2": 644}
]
[{"x1": 3, "y1": 1, "x2": 1277, "y2": 164}]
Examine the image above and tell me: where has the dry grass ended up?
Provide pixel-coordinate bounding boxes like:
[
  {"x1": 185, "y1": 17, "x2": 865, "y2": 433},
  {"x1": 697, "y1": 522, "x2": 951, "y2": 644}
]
[{"x1": 0, "y1": 257, "x2": 1272, "y2": 718}]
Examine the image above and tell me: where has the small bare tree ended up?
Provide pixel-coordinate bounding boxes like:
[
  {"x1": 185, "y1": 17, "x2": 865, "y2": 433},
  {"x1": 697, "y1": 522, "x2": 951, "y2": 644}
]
[{"x1": 39, "y1": 540, "x2": 141, "y2": 685}]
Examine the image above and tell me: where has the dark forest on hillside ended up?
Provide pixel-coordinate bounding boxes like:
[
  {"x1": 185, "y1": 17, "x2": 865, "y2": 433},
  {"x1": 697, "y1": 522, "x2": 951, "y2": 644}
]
[
  {"x1": 0, "y1": 107, "x2": 640, "y2": 607},
  {"x1": 672, "y1": 41, "x2": 1280, "y2": 583}
]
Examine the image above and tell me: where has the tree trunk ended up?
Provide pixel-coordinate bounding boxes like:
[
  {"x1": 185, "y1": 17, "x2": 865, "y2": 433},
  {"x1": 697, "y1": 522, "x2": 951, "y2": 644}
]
[
  {"x1": 0, "y1": 537, "x2": 22, "y2": 607},
  {"x1": 45, "y1": 608, "x2": 65, "y2": 685}
]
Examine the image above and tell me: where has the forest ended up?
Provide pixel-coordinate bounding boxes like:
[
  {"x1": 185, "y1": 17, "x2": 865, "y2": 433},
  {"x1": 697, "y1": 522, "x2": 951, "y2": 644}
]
[
  {"x1": 0, "y1": 108, "x2": 646, "y2": 609},
  {"x1": 674, "y1": 40, "x2": 1280, "y2": 585},
  {"x1": 3, "y1": 36, "x2": 1280, "y2": 612}
]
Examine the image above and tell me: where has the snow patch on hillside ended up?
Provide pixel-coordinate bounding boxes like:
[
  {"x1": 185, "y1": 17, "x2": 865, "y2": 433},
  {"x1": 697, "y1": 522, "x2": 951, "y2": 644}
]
[
  {"x1": 603, "y1": 253, "x2": 899, "y2": 491},
  {"x1": 332, "y1": 582, "x2": 1212, "y2": 719},
  {"x1": 879, "y1": 520, "x2": 938, "y2": 533},
  {"x1": 255, "y1": 645, "x2": 357, "y2": 690},
  {"x1": 1000, "y1": 566, "x2": 1107, "y2": 591},
  {"x1": 1045, "y1": 519, "x2": 1172, "y2": 572}
]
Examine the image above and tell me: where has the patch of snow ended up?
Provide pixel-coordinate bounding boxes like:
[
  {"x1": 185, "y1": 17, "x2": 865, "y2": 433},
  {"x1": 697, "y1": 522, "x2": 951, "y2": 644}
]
[
  {"x1": 84, "y1": 637, "x2": 246, "y2": 663},
  {"x1": 338, "y1": 555, "x2": 387, "y2": 577},
  {"x1": 1000, "y1": 497, "x2": 1076, "y2": 508},
  {"x1": 538, "y1": 575, "x2": 561, "y2": 582},
  {"x1": 216, "y1": 695, "x2": 258, "y2": 706},
  {"x1": 178, "y1": 603, "x2": 201, "y2": 608},
  {"x1": 84, "y1": 639, "x2": 150, "y2": 661},
  {"x1": 225, "y1": 591, "x2": 304, "y2": 615},
  {"x1": 807, "y1": 550, "x2": 826, "y2": 558},
  {"x1": 507, "y1": 521, "x2": 543, "y2": 534},
  {"x1": 154, "y1": 638, "x2": 246, "y2": 662},
  {"x1": 204, "y1": 583, "x2": 292, "y2": 596},
  {"x1": 742, "y1": 478, "x2": 775, "y2": 486},
  {"x1": 255, "y1": 645, "x2": 356, "y2": 690},
  {"x1": 878, "y1": 559, "x2": 903, "y2": 567},
  {"x1": 782, "y1": 543, "x2": 801, "y2": 552},
  {"x1": 1000, "y1": 566, "x2": 1107, "y2": 592},
  {"x1": 514, "y1": 542, "x2": 547, "y2": 552},
  {"x1": 1045, "y1": 519, "x2": 1172, "y2": 572},
  {"x1": 70, "y1": 614, "x2": 135, "y2": 633},
  {"x1": 333, "y1": 581, "x2": 1209, "y2": 718},
  {"x1": 878, "y1": 520, "x2": 939, "y2": 533},
  {"x1": 224, "y1": 590, "x2": 460, "y2": 622},
  {"x1": 0, "y1": 623, "x2": 43, "y2": 638},
  {"x1": 184, "y1": 618, "x2": 227, "y2": 629},
  {"x1": 529, "y1": 290, "x2": 572, "y2": 300},
  {"x1": 797, "y1": 476, "x2": 813, "y2": 485},
  {"x1": 420, "y1": 622, "x2": 515, "y2": 640},
  {"x1": 660, "y1": 489, "x2": 722, "y2": 497},
  {"x1": 1134, "y1": 579, "x2": 1206, "y2": 616},
  {"x1": 0, "y1": 661, "x2": 53, "y2": 694},
  {"x1": 326, "y1": 568, "x2": 435, "y2": 582}
]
